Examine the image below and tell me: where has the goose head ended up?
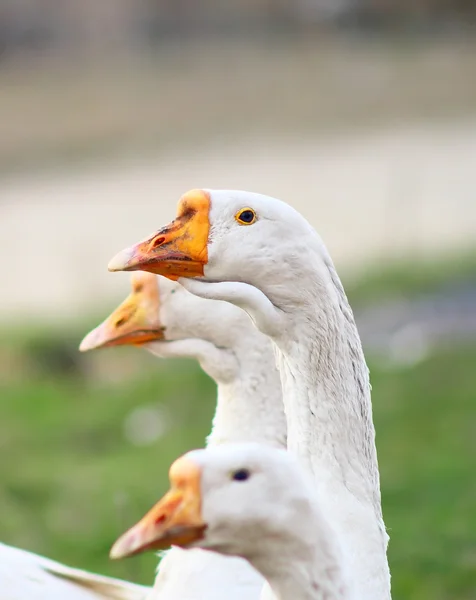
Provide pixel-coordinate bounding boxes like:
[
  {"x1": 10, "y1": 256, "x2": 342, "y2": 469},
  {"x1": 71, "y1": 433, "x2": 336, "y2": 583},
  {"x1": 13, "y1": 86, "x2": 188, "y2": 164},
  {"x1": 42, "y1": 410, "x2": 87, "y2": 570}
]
[
  {"x1": 109, "y1": 443, "x2": 315, "y2": 562},
  {"x1": 80, "y1": 270, "x2": 248, "y2": 353},
  {"x1": 79, "y1": 269, "x2": 284, "y2": 390},
  {"x1": 107, "y1": 189, "x2": 333, "y2": 324}
]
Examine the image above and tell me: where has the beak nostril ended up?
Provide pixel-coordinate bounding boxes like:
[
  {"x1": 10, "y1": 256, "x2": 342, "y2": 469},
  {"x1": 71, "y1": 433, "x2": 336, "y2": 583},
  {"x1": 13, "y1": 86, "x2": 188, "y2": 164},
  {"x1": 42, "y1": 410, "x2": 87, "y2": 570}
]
[
  {"x1": 155, "y1": 513, "x2": 167, "y2": 526},
  {"x1": 115, "y1": 317, "x2": 127, "y2": 328},
  {"x1": 134, "y1": 284, "x2": 144, "y2": 293},
  {"x1": 151, "y1": 236, "x2": 166, "y2": 249}
]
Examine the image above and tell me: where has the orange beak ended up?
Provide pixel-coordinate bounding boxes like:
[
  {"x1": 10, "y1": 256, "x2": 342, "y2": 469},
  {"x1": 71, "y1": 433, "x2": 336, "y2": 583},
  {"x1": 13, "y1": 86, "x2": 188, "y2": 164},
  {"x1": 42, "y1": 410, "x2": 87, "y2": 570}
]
[
  {"x1": 79, "y1": 272, "x2": 164, "y2": 351},
  {"x1": 107, "y1": 189, "x2": 210, "y2": 281},
  {"x1": 110, "y1": 457, "x2": 206, "y2": 560}
]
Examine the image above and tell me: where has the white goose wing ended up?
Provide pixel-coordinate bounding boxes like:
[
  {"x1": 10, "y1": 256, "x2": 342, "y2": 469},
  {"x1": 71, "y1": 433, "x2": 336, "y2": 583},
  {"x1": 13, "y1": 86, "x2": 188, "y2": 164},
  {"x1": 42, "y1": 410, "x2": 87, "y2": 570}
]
[{"x1": 0, "y1": 542, "x2": 149, "y2": 600}]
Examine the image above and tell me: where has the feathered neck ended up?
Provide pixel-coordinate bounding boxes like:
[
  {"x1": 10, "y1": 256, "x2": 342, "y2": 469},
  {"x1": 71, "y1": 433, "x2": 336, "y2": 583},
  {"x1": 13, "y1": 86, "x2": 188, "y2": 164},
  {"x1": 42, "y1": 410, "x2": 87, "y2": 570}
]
[
  {"x1": 264, "y1": 248, "x2": 391, "y2": 599},
  {"x1": 252, "y1": 499, "x2": 351, "y2": 600},
  {"x1": 204, "y1": 332, "x2": 286, "y2": 449},
  {"x1": 272, "y1": 252, "x2": 380, "y2": 511},
  {"x1": 260, "y1": 557, "x2": 348, "y2": 600}
]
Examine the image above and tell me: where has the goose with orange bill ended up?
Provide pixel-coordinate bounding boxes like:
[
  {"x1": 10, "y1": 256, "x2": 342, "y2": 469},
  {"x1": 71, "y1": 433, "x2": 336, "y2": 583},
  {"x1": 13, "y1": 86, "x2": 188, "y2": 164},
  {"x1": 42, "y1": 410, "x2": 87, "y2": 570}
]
[
  {"x1": 108, "y1": 189, "x2": 391, "y2": 600},
  {"x1": 80, "y1": 270, "x2": 286, "y2": 599},
  {"x1": 110, "y1": 443, "x2": 353, "y2": 600}
]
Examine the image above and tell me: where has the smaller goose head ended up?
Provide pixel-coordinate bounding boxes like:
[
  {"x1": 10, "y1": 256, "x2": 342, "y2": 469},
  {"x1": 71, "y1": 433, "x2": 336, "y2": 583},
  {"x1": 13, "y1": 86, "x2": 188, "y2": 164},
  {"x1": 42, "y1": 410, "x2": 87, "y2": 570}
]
[
  {"x1": 79, "y1": 272, "x2": 164, "y2": 351},
  {"x1": 109, "y1": 443, "x2": 314, "y2": 562},
  {"x1": 79, "y1": 270, "x2": 288, "y2": 402},
  {"x1": 80, "y1": 270, "x2": 259, "y2": 355}
]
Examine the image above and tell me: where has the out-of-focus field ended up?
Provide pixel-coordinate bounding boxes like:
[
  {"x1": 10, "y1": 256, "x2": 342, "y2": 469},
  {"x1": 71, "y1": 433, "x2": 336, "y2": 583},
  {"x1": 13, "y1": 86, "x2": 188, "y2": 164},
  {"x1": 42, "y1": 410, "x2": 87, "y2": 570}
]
[{"x1": 1, "y1": 263, "x2": 475, "y2": 599}]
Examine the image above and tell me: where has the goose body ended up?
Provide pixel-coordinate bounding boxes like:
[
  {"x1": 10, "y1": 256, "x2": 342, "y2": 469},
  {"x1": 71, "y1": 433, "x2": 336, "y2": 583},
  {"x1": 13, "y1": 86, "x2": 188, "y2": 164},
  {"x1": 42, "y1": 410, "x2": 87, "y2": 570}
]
[
  {"x1": 109, "y1": 189, "x2": 391, "y2": 599},
  {"x1": 0, "y1": 542, "x2": 147, "y2": 600},
  {"x1": 81, "y1": 272, "x2": 286, "y2": 600},
  {"x1": 110, "y1": 443, "x2": 353, "y2": 600}
]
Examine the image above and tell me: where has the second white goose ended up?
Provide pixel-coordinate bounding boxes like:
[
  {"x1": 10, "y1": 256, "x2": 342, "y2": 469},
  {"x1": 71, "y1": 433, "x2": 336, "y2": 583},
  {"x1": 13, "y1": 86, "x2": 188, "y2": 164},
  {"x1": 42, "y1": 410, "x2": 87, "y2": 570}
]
[{"x1": 81, "y1": 271, "x2": 286, "y2": 600}]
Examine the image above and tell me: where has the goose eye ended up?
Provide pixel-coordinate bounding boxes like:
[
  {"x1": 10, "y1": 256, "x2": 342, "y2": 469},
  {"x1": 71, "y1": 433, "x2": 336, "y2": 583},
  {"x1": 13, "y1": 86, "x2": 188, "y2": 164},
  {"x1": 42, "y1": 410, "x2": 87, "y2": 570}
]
[
  {"x1": 235, "y1": 208, "x2": 257, "y2": 225},
  {"x1": 231, "y1": 468, "x2": 251, "y2": 482}
]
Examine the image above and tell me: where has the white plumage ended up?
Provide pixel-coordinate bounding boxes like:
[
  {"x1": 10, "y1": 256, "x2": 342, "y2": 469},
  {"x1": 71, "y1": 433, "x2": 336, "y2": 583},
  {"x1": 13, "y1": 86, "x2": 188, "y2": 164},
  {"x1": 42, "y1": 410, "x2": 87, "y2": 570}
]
[
  {"x1": 108, "y1": 189, "x2": 392, "y2": 599},
  {"x1": 0, "y1": 542, "x2": 147, "y2": 600},
  {"x1": 81, "y1": 272, "x2": 286, "y2": 600},
  {"x1": 110, "y1": 443, "x2": 353, "y2": 600}
]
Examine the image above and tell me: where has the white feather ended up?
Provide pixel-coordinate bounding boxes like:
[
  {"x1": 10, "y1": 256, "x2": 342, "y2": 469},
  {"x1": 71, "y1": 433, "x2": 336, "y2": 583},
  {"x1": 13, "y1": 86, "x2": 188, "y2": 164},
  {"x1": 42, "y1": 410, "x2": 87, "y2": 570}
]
[{"x1": 0, "y1": 542, "x2": 148, "y2": 600}]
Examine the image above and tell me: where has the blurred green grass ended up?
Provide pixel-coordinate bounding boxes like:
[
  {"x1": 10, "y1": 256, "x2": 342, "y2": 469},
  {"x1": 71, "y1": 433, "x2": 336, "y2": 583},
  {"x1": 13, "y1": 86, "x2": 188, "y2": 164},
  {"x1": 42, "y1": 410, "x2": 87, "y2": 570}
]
[{"x1": 0, "y1": 261, "x2": 475, "y2": 598}]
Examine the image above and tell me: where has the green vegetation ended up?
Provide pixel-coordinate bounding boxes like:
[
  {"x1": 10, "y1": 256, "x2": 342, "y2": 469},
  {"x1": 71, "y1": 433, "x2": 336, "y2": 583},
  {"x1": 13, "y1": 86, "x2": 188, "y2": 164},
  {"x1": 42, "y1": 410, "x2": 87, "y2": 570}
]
[
  {"x1": 345, "y1": 249, "x2": 476, "y2": 308},
  {"x1": 0, "y1": 264, "x2": 475, "y2": 598}
]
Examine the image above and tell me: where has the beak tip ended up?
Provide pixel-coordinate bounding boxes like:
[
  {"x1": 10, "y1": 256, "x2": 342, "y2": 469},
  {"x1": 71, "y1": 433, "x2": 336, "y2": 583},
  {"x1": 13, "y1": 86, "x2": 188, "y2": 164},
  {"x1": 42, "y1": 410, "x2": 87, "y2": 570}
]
[
  {"x1": 108, "y1": 248, "x2": 134, "y2": 272},
  {"x1": 78, "y1": 330, "x2": 98, "y2": 352},
  {"x1": 109, "y1": 532, "x2": 138, "y2": 561},
  {"x1": 109, "y1": 544, "x2": 124, "y2": 561},
  {"x1": 78, "y1": 341, "x2": 90, "y2": 353}
]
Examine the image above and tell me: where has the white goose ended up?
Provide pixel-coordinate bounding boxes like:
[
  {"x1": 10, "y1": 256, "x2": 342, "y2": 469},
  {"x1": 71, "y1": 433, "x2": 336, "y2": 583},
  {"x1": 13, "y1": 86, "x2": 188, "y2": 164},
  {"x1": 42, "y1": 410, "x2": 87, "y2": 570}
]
[
  {"x1": 0, "y1": 541, "x2": 147, "y2": 599},
  {"x1": 109, "y1": 443, "x2": 353, "y2": 600},
  {"x1": 80, "y1": 271, "x2": 286, "y2": 599},
  {"x1": 108, "y1": 189, "x2": 391, "y2": 599}
]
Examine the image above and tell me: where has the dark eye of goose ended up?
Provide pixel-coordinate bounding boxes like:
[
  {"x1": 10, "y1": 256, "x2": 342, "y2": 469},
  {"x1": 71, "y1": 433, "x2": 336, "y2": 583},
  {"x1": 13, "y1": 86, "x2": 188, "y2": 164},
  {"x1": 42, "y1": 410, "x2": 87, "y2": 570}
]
[
  {"x1": 231, "y1": 468, "x2": 251, "y2": 482},
  {"x1": 235, "y1": 208, "x2": 257, "y2": 225}
]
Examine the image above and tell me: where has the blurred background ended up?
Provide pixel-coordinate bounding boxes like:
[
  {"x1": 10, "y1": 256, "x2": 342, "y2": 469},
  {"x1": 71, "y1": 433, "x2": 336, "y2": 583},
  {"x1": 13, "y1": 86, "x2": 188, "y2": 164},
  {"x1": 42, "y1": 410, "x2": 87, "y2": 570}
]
[{"x1": 0, "y1": 1, "x2": 475, "y2": 598}]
